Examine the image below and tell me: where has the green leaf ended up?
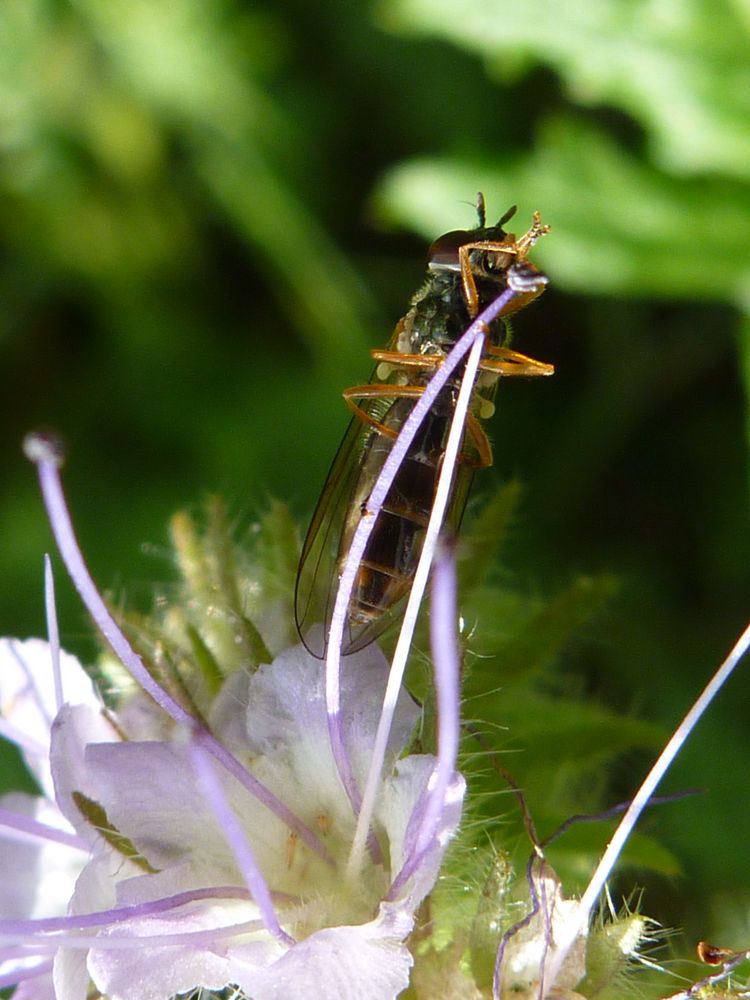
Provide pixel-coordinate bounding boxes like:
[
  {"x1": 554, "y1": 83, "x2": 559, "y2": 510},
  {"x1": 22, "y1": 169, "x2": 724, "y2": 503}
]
[
  {"x1": 489, "y1": 692, "x2": 666, "y2": 767},
  {"x1": 544, "y1": 820, "x2": 683, "y2": 880},
  {"x1": 457, "y1": 479, "x2": 523, "y2": 594},
  {"x1": 377, "y1": 0, "x2": 750, "y2": 180},
  {"x1": 463, "y1": 574, "x2": 619, "y2": 683},
  {"x1": 738, "y1": 312, "x2": 750, "y2": 492}
]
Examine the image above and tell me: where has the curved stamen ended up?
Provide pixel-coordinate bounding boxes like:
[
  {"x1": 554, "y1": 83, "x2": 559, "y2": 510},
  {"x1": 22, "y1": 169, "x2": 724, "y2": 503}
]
[
  {"x1": 0, "y1": 887, "x2": 253, "y2": 936},
  {"x1": 0, "y1": 717, "x2": 48, "y2": 759},
  {"x1": 0, "y1": 919, "x2": 264, "y2": 952},
  {"x1": 387, "y1": 541, "x2": 462, "y2": 898},
  {"x1": 545, "y1": 621, "x2": 750, "y2": 992},
  {"x1": 23, "y1": 434, "x2": 332, "y2": 866},
  {"x1": 189, "y1": 730, "x2": 294, "y2": 948},
  {"x1": 344, "y1": 289, "x2": 515, "y2": 883},
  {"x1": 0, "y1": 960, "x2": 53, "y2": 989}
]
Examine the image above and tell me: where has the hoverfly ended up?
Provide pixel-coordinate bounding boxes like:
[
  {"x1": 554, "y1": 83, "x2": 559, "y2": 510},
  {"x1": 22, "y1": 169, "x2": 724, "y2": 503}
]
[{"x1": 295, "y1": 195, "x2": 553, "y2": 659}]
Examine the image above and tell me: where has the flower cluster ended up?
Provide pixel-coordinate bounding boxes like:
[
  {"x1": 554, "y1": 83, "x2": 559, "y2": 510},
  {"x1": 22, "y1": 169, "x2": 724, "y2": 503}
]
[
  {"x1": 0, "y1": 434, "x2": 669, "y2": 1000},
  {"x1": 1, "y1": 435, "x2": 473, "y2": 1000},
  {"x1": 1, "y1": 631, "x2": 459, "y2": 1000}
]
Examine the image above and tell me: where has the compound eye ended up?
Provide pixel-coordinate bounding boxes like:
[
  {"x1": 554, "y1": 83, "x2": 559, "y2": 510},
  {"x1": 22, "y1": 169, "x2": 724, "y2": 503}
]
[{"x1": 427, "y1": 229, "x2": 470, "y2": 270}]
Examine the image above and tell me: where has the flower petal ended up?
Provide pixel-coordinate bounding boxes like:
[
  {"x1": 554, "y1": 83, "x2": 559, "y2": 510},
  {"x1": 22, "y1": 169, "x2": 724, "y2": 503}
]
[
  {"x1": 0, "y1": 639, "x2": 95, "y2": 797},
  {"x1": 211, "y1": 641, "x2": 419, "y2": 801},
  {"x1": 87, "y1": 904, "x2": 281, "y2": 1000},
  {"x1": 49, "y1": 704, "x2": 121, "y2": 840},
  {"x1": 53, "y1": 943, "x2": 93, "y2": 1000},
  {"x1": 82, "y1": 740, "x2": 243, "y2": 875},
  {"x1": 379, "y1": 757, "x2": 466, "y2": 908},
  {"x1": 233, "y1": 905, "x2": 413, "y2": 1000},
  {"x1": 0, "y1": 792, "x2": 83, "y2": 919}
]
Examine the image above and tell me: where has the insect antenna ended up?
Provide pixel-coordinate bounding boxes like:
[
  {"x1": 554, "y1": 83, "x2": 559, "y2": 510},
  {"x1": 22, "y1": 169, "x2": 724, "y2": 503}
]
[
  {"x1": 497, "y1": 204, "x2": 518, "y2": 228},
  {"x1": 476, "y1": 191, "x2": 486, "y2": 228}
]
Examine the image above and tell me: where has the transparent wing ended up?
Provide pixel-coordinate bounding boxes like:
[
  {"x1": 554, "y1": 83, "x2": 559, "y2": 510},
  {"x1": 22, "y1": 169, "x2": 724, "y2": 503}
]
[
  {"x1": 295, "y1": 382, "x2": 478, "y2": 660},
  {"x1": 294, "y1": 402, "x2": 378, "y2": 659},
  {"x1": 334, "y1": 453, "x2": 477, "y2": 659}
]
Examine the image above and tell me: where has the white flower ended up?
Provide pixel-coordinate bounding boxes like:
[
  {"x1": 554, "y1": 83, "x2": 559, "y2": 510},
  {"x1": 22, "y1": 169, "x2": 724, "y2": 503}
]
[
  {"x1": 0, "y1": 638, "x2": 97, "y2": 799},
  {"x1": 0, "y1": 639, "x2": 97, "y2": 999},
  {"x1": 1, "y1": 637, "x2": 464, "y2": 1000}
]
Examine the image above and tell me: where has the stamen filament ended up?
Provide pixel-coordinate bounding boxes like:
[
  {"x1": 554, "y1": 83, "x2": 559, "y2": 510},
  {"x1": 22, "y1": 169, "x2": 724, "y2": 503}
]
[
  {"x1": 189, "y1": 731, "x2": 295, "y2": 948},
  {"x1": 0, "y1": 806, "x2": 86, "y2": 851},
  {"x1": 0, "y1": 960, "x2": 53, "y2": 989},
  {"x1": 25, "y1": 438, "x2": 331, "y2": 865},
  {"x1": 0, "y1": 717, "x2": 48, "y2": 759},
  {"x1": 44, "y1": 554, "x2": 63, "y2": 712},
  {"x1": 343, "y1": 288, "x2": 518, "y2": 883},
  {"x1": 0, "y1": 920, "x2": 264, "y2": 952},
  {"x1": 388, "y1": 543, "x2": 462, "y2": 897},
  {"x1": 545, "y1": 621, "x2": 750, "y2": 992},
  {"x1": 0, "y1": 887, "x2": 252, "y2": 936}
]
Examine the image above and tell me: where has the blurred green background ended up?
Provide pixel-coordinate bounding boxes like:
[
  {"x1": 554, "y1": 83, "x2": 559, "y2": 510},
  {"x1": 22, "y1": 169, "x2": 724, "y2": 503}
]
[{"x1": 2, "y1": 0, "x2": 749, "y2": 973}]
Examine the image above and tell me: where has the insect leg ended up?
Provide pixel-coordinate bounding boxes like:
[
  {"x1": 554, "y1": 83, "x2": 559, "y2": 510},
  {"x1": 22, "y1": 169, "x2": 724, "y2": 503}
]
[
  {"x1": 342, "y1": 383, "x2": 424, "y2": 439},
  {"x1": 480, "y1": 346, "x2": 554, "y2": 377},
  {"x1": 344, "y1": 380, "x2": 493, "y2": 466},
  {"x1": 458, "y1": 238, "x2": 518, "y2": 317},
  {"x1": 369, "y1": 349, "x2": 443, "y2": 371}
]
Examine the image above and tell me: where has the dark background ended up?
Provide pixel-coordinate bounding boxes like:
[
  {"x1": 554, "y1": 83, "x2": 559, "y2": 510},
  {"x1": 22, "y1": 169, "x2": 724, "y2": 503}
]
[{"x1": 1, "y1": 0, "x2": 749, "y2": 967}]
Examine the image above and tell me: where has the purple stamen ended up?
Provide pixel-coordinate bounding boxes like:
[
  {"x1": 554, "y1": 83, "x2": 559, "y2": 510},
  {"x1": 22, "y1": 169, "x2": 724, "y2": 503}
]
[
  {"x1": 0, "y1": 960, "x2": 53, "y2": 989},
  {"x1": 327, "y1": 286, "x2": 519, "y2": 820},
  {"x1": 23, "y1": 433, "x2": 332, "y2": 866},
  {"x1": 0, "y1": 887, "x2": 252, "y2": 936},
  {"x1": 0, "y1": 805, "x2": 86, "y2": 851},
  {"x1": 189, "y1": 730, "x2": 295, "y2": 948},
  {"x1": 44, "y1": 554, "x2": 63, "y2": 712},
  {"x1": 0, "y1": 716, "x2": 48, "y2": 759},
  {"x1": 0, "y1": 920, "x2": 265, "y2": 953},
  {"x1": 387, "y1": 542, "x2": 462, "y2": 898}
]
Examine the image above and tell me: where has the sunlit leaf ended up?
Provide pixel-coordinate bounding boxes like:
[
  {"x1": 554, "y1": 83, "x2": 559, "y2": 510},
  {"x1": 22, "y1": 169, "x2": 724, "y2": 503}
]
[
  {"x1": 377, "y1": 0, "x2": 750, "y2": 179},
  {"x1": 464, "y1": 574, "x2": 619, "y2": 682}
]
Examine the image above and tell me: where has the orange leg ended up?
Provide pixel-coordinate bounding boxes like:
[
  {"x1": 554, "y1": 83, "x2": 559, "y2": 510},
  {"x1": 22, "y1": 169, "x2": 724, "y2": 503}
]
[
  {"x1": 369, "y1": 348, "x2": 444, "y2": 371},
  {"x1": 369, "y1": 346, "x2": 553, "y2": 378},
  {"x1": 457, "y1": 211, "x2": 550, "y2": 317},
  {"x1": 458, "y1": 239, "x2": 518, "y2": 317},
  {"x1": 482, "y1": 345, "x2": 554, "y2": 377},
  {"x1": 342, "y1": 383, "x2": 423, "y2": 440},
  {"x1": 341, "y1": 382, "x2": 493, "y2": 462},
  {"x1": 464, "y1": 412, "x2": 493, "y2": 468}
]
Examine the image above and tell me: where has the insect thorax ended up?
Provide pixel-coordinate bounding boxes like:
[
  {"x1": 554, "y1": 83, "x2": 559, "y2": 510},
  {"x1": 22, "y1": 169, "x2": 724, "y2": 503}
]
[{"x1": 397, "y1": 268, "x2": 509, "y2": 358}]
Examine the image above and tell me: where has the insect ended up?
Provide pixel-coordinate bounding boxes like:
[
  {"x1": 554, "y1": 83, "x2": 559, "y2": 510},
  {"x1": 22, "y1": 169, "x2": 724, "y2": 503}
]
[{"x1": 295, "y1": 195, "x2": 553, "y2": 659}]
